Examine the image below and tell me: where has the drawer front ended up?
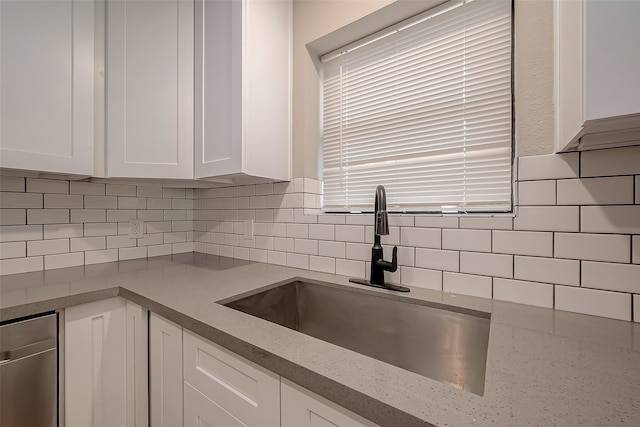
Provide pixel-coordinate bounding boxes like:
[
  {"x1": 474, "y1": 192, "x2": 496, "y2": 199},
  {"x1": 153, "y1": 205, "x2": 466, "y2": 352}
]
[
  {"x1": 184, "y1": 381, "x2": 246, "y2": 427},
  {"x1": 281, "y1": 379, "x2": 378, "y2": 427},
  {"x1": 183, "y1": 330, "x2": 280, "y2": 427}
]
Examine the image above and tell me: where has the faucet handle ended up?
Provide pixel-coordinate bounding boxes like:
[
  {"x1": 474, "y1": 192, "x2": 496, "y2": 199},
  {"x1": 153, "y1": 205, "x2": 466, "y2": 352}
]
[{"x1": 389, "y1": 246, "x2": 398, "y2": 272}]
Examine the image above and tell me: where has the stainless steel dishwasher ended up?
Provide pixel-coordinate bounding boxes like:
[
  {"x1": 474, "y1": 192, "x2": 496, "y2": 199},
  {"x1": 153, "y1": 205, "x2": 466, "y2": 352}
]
[{"x1": 0, "y1": 313, "x2": 57, "y2": 427}]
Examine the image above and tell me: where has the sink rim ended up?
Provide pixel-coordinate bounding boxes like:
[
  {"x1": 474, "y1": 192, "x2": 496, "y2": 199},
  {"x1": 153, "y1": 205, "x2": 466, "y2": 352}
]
[{"x1": 217, "y1": 276, "x2": 491, "y2": 320}]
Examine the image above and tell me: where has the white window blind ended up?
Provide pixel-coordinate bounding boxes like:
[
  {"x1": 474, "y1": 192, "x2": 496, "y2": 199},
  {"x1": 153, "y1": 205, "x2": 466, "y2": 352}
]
[{"x1": 321, "y1": 0, "x2": 513, "y2": 213}]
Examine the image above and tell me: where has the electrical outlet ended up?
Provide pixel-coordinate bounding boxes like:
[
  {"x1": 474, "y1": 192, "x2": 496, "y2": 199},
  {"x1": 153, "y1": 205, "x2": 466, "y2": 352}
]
[{"x1": 128, "y1": 219, "x2": 144, "y2": 239}]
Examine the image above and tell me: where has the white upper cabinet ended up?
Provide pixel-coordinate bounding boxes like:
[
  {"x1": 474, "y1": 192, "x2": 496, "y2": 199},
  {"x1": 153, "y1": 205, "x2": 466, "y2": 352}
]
[
  {"x1": 555, "y1": 0, "x2": 640, "y2": 152},
  {"x1": 195, "y1": 0, "x2": 292, "y2": 183},
  {"x1": 0, "y1": 0, "x2": 95, "y2": 175},
  {"x1": 107, "y1": 0, "x2": 194, "y2": 179}
]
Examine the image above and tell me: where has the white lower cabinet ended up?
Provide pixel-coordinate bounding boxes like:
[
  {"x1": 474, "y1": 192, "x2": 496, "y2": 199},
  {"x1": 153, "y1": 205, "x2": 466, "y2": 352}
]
[
  {"x1": 150, "y1": 313, "x2": 184, "y2": 427},
  {"x1": 281, "y1": 379, "x2": 378, "y2": 427},
  {"x1": 183, "y1": 330, "x2": 280, "y2": 427},
  {"x1": 65, "y1": 298, "x2": 147, "y2": 427}
]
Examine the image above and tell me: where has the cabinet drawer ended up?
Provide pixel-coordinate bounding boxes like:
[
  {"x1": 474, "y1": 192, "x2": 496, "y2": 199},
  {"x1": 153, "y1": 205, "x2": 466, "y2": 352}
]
[
  {"x1": 281, "y1": 379, "x2": 378, "y2": 427},
  {"x1": 183, "y1": 330, "x2": 280, "y2": 427},
  {"x1": 184, "y1": 381, "x2": 246, "y2": 427}
]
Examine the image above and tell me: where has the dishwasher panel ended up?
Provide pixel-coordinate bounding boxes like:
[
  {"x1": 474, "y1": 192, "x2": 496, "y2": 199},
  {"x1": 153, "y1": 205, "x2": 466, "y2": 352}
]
[{"x1": 0, "y1": 313, "x2": 57, "y2": 427}]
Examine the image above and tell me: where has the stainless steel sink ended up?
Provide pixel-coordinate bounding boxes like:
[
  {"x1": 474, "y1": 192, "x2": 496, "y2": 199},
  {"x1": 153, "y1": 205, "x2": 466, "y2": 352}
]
[{"x1": 222, "y1": 280, "x2": 491, "y2": 396}]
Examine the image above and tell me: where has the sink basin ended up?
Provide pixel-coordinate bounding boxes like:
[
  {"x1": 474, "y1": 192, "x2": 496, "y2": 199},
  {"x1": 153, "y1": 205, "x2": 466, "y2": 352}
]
[{"x1": 222, "y1": 280, "x2": 491, "y2": 396}]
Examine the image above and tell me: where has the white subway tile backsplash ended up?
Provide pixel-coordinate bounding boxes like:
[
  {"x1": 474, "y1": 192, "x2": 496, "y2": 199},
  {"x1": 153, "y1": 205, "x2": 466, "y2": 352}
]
[
  {"x1": 309, "y1": 224, "x2": 334, "y2": 240},
  {"x1": 514, "y1": 206, "x2": 579, "y2": 232},
  {"x1": 85, "y1": 249, "x2": 119, "y2": 265},
  {"x1": 317, "y1": 214, "x2": 346, "y2": 225},
  {"x1": 267, "y1": 251, "x2": 287, "y2": 266},
  {"x1": 581, "y1": 206, "x2": 640, "y2": 234},
  {"x1": 287, "y1": 253, "x2": 309, "y2": 269},
  {"x1": 335, "y1": 225, "x2": 365, "y2": 243},
  {"x1": 493, "y1": 230, "x2": 553, "y2": 257},
  {"x1": 0, "y1": 256, "x2": 43, "y2": 274},
  {"x1": 27, "y1": 178, "x2": 69, "y2": 194},
  {"x1": 518, "y1": 180, "x2": 556, "y2": 206},
  {"x1": 294, "y1": 239, "x2": 318, "y2": 255},
  {"x1": 106, "y1": 184, "x2": 137, "y2": 197},
  {"x1": 118, "y1": 197, "x2": 147, "y2": 209},
  {"x1": 336, "y1": 259, "x2": 365, "y2": 278},
  {"x1": 44, "y1": 194, "x2": 82, "y2": 209},
  {"x1": 414, "y1": 216, "x2": 458, "y2": 228},
  {"x1": 518, "y1": 153, "x2": 579, "y2": 181},
  {"x1": 45, "y1": 252, "x2": 83, "y2": 270},
  {"x1": 581, "y1": 145, "x2": 640, "y2": 177},
  {"x1": 345, "y1": 243, "x2": 369, "y2": 261},
  {"x1": 274, "y1": 208, "x2": 294, "y2": 223},
  {"x1": 255, "y1": 210, "x2": 273, "y2": 222},
  {"x1": 274, "y1": 237, "x2": 295, "y2": 252},
  {"x1": 443, "y1": 272, "x2": 492, "y2": 298},
  {"x1": 148, "y1": 244, "x2": 172, "y2": 257},
  {"x1": 415, "y1": 248, "x2": 459, "y2": 272},
  {"x1": 27, "y1": 209, "x2": 69, "y2": 225},
  {"x1": 286, "y1": 223, "x2": 308, "y2": 239},
  {"x1": 1, "y1": 147, "x2": 638, "y2": 321},
  {"x1": 460, "y1": 252, "x2": 513, "y2": 278},
  {"x1": 119, "y1": 247, "x2": 147, "y2": 261},
  {"x1": 137, "y1": 186, "x2": 163, "y2": 198},
  {"x1": 442, "y1": 229, "x2": 491, "y2": 252},
  {"x1": 555, "y1": 286, "x2": 631, "y2": 321},
  {"x1": 493, "y1": 278, "x2": 553, "y2": 308},
  {"x1": 459, "y1": 216, "x2": 513, "y2": 230},
  {"x1": 70, "y1": 182, "x2": 105, "y2": 195},
  {"x1": 0, "y1": 225, "x2": 43, "y2": 242},
  {"x1": 107, "y1": 235, "x2": 136, "y2": 249},
  {"x1": 582, "y1": 261, "x2": 640, "y2": 293},
  {"x1": 1, "y1": 192, "x2": 43, "y2": 208},
  {"x1": 400, "y1": 266, "x2": 442, "y2": 291},
  {"x1": 27, "y1": 239, "x2": 69, "y2": 256},
  {"x1": 401, "y1": 227, "x2": 440, "y2": 248},
  {"x1": 0, "y1": 176, "x2": 25, "y2": 192},
  {"x1": 147, "y1": 198, "x2": 172, "y2": 210},
  {"x1": 557, "y1": 177, "x2": 634, "y2": 205},
  {"x1": 71, "y1": 209, "x2": 106, "y2": 223},
  {"x1": 0, "y1": 242, "x2": 25, "y2": 259},
  {"x1": 318, "y1": 240, "x2": 345, "y2": 258},
  {"x1": 1, "y1": 209, "x2": 25, "y2": 225},
  {"x1": 71, "y1": 237, "x2": 106, "y2": 252},
  {"x1": 137, "y1": 233, "x2": 164, "y2": 246},
  {"x1": 515, "y1": 256, "x2": 580, "y2": 286},
  {"x1": 85, "y1": 196, "x2": 118, "y2": 209},
  {"x1": 309, "y1": 256, "x2": 335, "y2": 274},
  {"x1": 250, "y1": 248, "x2": 269, "y2": 263},
  {"x1": 555, "y1": 233, "x2": 630, "y2": 263}
]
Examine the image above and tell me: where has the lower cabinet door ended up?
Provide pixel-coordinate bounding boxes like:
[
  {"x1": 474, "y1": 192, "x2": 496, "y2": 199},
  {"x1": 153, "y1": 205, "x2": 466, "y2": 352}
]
[
  {"x1": 281, "y1": 379, "x2": 379, "y2": 427},
  {"x1": 183, "y1": 330, "x2": 280, "y2": 427},
  {"x1": 65, "y1": 298, "x2": 127, "y2": 427},
  {"x1": 150, "y1": 313, "x2": 183, "y2": 427},
  {"x1": 184, "y1": 381, "x2": 247, "y2": 427}
]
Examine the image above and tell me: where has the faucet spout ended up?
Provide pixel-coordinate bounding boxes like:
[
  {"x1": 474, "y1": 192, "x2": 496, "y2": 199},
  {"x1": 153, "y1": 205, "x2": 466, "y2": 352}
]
[
  {"x1": 349, "y1": 185, "x2": 409, "y2": 292},
  {"x1": 374, "y1": 185, "x2": 389, "y2": 237}
]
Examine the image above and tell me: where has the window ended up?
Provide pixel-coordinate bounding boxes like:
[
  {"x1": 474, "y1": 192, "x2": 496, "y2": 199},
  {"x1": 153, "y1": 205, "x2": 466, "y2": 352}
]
[{"x1": 321, "y1": 0, "x2": 513, "y2": 213}]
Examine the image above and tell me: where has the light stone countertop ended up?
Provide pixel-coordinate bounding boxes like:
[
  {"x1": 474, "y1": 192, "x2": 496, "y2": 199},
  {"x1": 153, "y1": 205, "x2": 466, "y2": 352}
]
[{"x1": 1, "y1": 253, "x2": 639, "y2": 426}]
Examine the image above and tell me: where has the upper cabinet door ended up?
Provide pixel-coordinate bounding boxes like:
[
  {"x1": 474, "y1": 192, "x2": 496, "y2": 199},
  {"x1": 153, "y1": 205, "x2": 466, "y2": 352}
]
[
  {"x1": 0, "y1": 0, "x2": 94, "y2": 175},
  {"x1": 555, "y1": 0, "x2": 640, "y2": 152},
  {"x1": 195, "y1": 0, "x2": 291, "y2": 182},
  {"x1": 107, "y1": 0, "x2": 194, "y2": 179}
]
